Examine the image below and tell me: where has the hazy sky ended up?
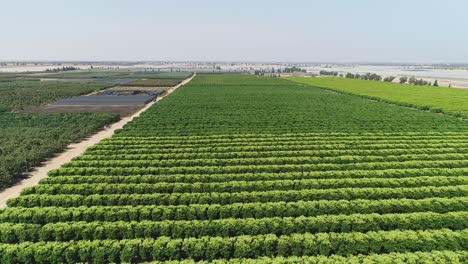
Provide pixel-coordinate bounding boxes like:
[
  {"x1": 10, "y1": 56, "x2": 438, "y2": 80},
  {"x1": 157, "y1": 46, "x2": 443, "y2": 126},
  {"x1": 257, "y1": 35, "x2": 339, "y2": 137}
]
[{"x1": 2, "y1": 0, "x2": 467, "y2": 63}]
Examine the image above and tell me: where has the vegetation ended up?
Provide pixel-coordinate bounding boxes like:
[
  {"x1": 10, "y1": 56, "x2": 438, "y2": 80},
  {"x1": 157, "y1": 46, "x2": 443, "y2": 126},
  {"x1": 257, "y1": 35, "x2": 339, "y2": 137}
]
[
  {"x1": 45, "y1": 66, "x2": 80, "y2": 72},
  {"x1": 0, "y1": 230, "x2": 466, "y2": 263},
  {"x1": 408, "y1": 76, "x2": 431, "y2": 86},
  {"x1": 345, "y1": 72, "x2": 382, "y2": 81},
  {"x1": 342, "y1": 73, "x2": 435, "y2": 86},
  {"x1": 0, "y1": 74, "x2": 466, "y2": 262},
  {"x1": 127, "y1": 79, "x2": 181, "y2": 87},
  {"x1": 0, "y1": 80, "x2": 111, "y2": 112},
  {"x1": 0, "y1": 113, "x2": 118, "y2": 190},
  {"x1": 113, "y1": 75, "x2": 467, "y2": 136},
  {"x1": 0, "y1": 77, "x2": 119, "y2": 190},
  {"x1": 0, "y1": 70, "x2": 191, "y2": 190},
  {"x1": 288, "y1": 77, "x2": 468, "y2": 117},
  {"x1": 35, "y1": 70, "x2": 192, "y2": 80},
  {"x1": 1, "y1": 212, "x2": 466, "y2": 242},
  {"x1": 319, "y1": 70, "x2": 338, "y2": 76},
  {"x1": 30, "y1": 70, "x2": 191, "y2": 89},
  {"x1": 0, "y1": 73, "x2": 26, "y2": 81},
  {"x1": 281, "y1": 66, "x2": 306, "y2": 73}
]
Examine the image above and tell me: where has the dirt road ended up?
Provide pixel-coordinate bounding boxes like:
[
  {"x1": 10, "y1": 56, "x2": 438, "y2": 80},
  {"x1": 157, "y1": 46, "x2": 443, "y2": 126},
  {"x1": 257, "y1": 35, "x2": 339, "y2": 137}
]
[{"x1": 0, "y1": 74, "x2": 195, "y2": 208}]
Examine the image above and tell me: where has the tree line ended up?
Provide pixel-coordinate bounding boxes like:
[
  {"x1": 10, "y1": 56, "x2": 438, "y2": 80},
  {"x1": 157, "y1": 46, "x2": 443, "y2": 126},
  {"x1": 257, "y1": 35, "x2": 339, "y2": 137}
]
[
  {"x1": 319, "y1": 70, "x2": 339, "y2": 76},
  {"x1": 345, "y1": 72, "x2": 382, "y2": 81},
  {"x1": 319, "y1": 71, "x2": 440, "y2": 87},
  {"x1": 255, "y1": 66, "x2": 306, "y2": 76},
  {"x1": 399, "y1": 76, "x2": 438, "y2": 86},
  {"x1": 45, "y1": 66, "x2": 80, "y2": 72}
]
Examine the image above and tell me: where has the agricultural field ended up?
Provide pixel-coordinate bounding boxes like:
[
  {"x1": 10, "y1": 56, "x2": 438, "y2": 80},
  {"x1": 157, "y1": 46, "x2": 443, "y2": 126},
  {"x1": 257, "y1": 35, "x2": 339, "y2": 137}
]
[
  {"x1": 0, "y1": 73, "x2": 26, "y2": 81},
  {"x1": 0, "y1": 70, "x2": 191, "y2": 191},
  {"x1": 0, "y1": 113, "x2": 118, "y2": 190},
  {"x1": 0, "y1": 74, "x2": 466, "y2": 263},
  {"x1": 288, "y1": 77, "x2": 468, "y2": 118},
  {"x1": 126, "y1": 79, "x2": 182, "y2": 87},
  {"x1": 35, "y1": 70, "x2": 192, "y2": 81},
  {"x1": 118, "y1": 75, "x2": 467, "y2": 135},
  {"x1": 32, "y1": 70, "x2": 137, "y2": 79},
  {"x1": 0, "y1": 80, "x2": 112, "y2": 112},
  {"x1": 32, "y1": 70, "x2": 192, "y2": 90},
  {"x1": 0, "y1": 77, "x2": 119, "y2": 190}
]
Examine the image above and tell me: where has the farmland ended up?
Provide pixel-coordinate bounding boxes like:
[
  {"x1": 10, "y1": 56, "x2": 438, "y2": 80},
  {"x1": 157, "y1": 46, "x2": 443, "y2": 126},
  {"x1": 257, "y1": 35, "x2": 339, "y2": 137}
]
[
  {"x1": 34, "y1": 70, "x2": 192, "y2": 81},
  {"x1": 0, "y1": 81, "x2": 112, "y2": 112},
  {"x1": 0, "y1": 75, "x2": 119, "y2": 190},
  {"x1": 0, "y1": 74, "x2": 466, "y2": 263},
  {"x1": 0, "y1": 113, "x2": 118, "y2": 190},
  {"x1": 126, "y1": 79, "x2": 182, "y2": 87},
  {"x1": 0, "y1": 70, "x2": 192, "y2": 191},
  {"x1": 287, "y1": 77, "x2": 468, "y2": 118}
]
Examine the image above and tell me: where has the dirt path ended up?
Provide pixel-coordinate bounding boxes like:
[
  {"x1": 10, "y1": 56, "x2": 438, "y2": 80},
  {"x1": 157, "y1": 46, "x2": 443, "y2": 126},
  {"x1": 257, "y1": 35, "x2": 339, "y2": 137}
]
[{"x1": 0, "y1": 74, "x2": 195, "y2": 208}]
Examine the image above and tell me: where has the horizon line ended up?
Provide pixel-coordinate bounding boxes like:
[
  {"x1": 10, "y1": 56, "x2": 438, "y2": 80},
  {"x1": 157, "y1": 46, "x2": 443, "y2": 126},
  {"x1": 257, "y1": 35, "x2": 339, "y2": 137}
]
[{"x1": 1, "y1": 60, "x2": 468, "y2": 66}]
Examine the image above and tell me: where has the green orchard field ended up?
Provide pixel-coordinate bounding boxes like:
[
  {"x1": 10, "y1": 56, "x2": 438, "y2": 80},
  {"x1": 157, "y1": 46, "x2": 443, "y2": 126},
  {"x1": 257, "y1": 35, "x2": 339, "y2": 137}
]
[
  {"x1": 117, "y1": 75, "x2": 467, "y2": 135},
  {"x1": 287, "y1": 77, "x2": 468, "y2": 118},
  {"x1": 0, "y1": 74, "x2": 467, "y2": 263}
]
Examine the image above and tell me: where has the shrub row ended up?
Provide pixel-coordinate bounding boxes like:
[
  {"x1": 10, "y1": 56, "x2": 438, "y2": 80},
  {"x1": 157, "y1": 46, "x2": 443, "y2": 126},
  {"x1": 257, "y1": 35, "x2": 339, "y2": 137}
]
[
  {"x1": 0, "y1": 212, "x2": 466, "y2": 243},
  {"x1": 91, "y1": 141, "x2": 468, "y2": 154},
  {"x1": 0, "y1": 229, "x2": 466, "y2": 263},
  {"x1": 95, "y1": 137, "x2": 468, "y2": 148},
  {"x1": 1, "y1": 197, "x2": 464, "y2": 224},
  {"x1": 116, "y1": 123, "x2": 468, "y2": 136},
  {"x1": 109, "y1": 131, "x2": 467, "y2": 141},
  {"x1": 64, "y1": 153, "x2": 468, "y2": 168},
  {"x1": 78, "y1": 146, "x2": 468, "y2": 161},
  {"x1": 103, "y1": 132, "x2": 468, "y2": 144},
  {"x1": 160, "y1": 251, "x2": 468, "y2": 264},
  {"x1": 10, "y1": 186, "x2": 467, "y2": 207},
  {"x1": 112, "y1": 130, "x2": 467, "y2": 138},
  {"x1": 87, "y1": 142, "x2": 468, "y2": 154},
  {"x1": 48, "y1": 159, "x2": 468, "y2": 176},
  {"x1": 43, "y1": 168, "x2": 468, "y2": 184},
  {"x1": 24, "y1": 176, "x2": 468, "y2": 195}
]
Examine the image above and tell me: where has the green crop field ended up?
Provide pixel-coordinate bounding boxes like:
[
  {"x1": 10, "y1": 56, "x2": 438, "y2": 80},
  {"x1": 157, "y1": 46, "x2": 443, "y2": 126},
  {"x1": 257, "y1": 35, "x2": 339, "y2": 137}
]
[
  {"x1": 287, "y1": 77, "x2": 468, "y2": 118},
  {"x1": 114, "y1": 75, "x2": 467, "y2": 135},
  {"x1": 0, "y1": 74, "x2": 467, "y2": 263}
]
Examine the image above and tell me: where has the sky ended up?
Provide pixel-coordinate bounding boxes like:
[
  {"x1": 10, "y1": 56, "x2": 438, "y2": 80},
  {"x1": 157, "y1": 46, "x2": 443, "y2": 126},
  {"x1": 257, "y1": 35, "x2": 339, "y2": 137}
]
[{"x1": 1, "y1": 0, "x2": 467, "y2": 63}]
